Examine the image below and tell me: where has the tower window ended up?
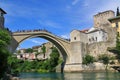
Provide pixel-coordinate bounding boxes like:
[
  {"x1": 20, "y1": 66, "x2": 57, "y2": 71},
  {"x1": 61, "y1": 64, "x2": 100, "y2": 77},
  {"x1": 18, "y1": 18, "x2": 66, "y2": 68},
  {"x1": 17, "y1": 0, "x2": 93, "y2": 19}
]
[
  {"x1": 74, "y1": 37, "x2": 76, "y2": 40},
  {"x1": 116, "y1": 22, "x2": 118, "y2": 28},
  {"x1": 0, "y1": 13, "x2": 3, "y2": 16},
  {"x1": 92, "y1": 37, "x2": 94, "y2": 41},
  {"x1": 96, "y1": 37, "x2": 97, "y2": 41},
  {"x1": 89, "y1": 39, "x2": 91, "y2": 42}
]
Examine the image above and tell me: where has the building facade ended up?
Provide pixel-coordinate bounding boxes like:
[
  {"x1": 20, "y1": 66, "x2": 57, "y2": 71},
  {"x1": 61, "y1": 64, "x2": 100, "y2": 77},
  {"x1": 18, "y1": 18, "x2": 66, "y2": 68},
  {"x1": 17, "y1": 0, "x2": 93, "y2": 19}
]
[
  {"x1": 70, "y1": 10, "x2": 117, "y2": 58},
  {"x1": 16, "y1": 42, "x2": 54, "y2": 60}
]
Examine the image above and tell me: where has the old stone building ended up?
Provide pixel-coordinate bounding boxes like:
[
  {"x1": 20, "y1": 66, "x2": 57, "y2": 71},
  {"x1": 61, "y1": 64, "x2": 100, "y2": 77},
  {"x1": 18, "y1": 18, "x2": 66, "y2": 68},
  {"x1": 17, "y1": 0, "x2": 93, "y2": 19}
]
[
  {"x1": 93, "y1": 10, "x2": 114, "y2": 28},
  {"x1": 16, "y1": 42, "x2": 55, "y2": 60},
  {"x1": 87, "y1": 28, "x2": 107, "y2": 44},
  {"x1": 37, "y1": 42, "x2": 54, "y2": 60},
  {"x1": 0, "y1": 8, "x2": 6, "y2": 29},
  {"x1": 70, "y1": 10, "x2": 117, "y2": 58}
]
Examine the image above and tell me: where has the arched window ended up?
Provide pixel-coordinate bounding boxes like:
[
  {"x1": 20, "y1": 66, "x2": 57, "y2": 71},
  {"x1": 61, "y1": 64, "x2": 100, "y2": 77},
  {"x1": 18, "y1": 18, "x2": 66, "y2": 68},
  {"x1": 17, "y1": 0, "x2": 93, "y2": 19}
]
[
  {"x1": 74, "y1": 37, "x2": 76, "y2": 40},
  {"x1": 116, "y1": 22, "x2": 118, "y2": 28},
  {"x1": 92, "y1": 37, "x2": 94, "y2": 41},
  {"x1": 89, "y1": 39, "x2": 91, "y2": 42},
  {"x1": 96, "y1": 37, "x2": 97, "y2": 41}
]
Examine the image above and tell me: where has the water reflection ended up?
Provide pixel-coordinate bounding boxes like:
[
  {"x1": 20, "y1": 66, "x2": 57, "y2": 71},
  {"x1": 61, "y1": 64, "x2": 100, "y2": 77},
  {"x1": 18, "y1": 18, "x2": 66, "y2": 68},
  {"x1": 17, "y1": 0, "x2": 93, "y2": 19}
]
[{"x1": 20, "y1": 72, "x2": 120, "y2": 80}]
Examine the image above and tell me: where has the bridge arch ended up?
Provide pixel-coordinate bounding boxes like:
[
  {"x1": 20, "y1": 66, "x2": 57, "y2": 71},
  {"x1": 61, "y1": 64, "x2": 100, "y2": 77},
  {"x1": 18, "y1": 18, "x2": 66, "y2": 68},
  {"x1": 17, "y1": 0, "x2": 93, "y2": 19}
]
[
  {"x1": 19, "y1": 35, "x2": 68, "y2": 62},
  {"x1": 10, "y1": 31, "x2": 84, "y2": 72},
  {"x1": 12, "y1": 31, "x2": 71, "y2": 65}
]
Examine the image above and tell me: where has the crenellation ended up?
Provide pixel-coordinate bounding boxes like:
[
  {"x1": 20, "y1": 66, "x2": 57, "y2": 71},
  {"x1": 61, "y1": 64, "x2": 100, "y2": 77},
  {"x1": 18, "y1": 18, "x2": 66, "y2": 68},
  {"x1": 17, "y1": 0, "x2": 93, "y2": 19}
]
[{"x1": 94, "y1": 10, "x2": 115, "y2": 28}]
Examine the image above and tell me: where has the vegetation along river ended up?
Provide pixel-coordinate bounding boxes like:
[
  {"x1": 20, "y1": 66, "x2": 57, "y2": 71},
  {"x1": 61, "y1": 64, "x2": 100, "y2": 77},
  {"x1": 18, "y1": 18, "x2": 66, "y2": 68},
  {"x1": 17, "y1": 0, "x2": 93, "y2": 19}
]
[{"x1": 20, "y1": 72, "x2": 120, "y2": 80}]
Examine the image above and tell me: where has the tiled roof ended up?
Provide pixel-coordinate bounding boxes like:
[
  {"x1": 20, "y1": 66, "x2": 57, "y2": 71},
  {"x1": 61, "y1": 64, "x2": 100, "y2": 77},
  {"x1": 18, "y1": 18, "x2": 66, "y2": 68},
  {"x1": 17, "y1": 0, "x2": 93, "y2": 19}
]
[{"x1": 79, "y1": 29, "x2": 89, "y2": 33}]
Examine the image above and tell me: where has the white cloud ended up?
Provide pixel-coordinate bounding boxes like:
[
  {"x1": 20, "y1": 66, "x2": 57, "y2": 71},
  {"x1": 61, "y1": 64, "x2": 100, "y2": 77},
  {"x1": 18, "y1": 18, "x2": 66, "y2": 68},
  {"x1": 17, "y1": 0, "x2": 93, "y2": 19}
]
[
  {"x1": 60, "y1": 34, "x2": 70, "y2": 39},
  {"x1": 66, "y1": 0, "x2": 80, "y2": 9},
  {"x1": 66, "y1": 5, "x2": 71, "y2": 9},
  {"x1": 83, "y1": 0, "x2": 120, "y2": 13},
  {"x1": 30, "y1": 39, "x2": 42, "y2": 44},
  {"x1": 99, "y1": 1, "x2": 120, "y2": 12},
  {"x1": 72, "y1": 0, "x2": 79, "y2": 5},
  {"x1": 39, "y1": 20, "x2": 62, "y2": 29},
  {"x1": 0, "y1": 1, "x2": 42, "y2": 18},
  {"x1": 83, "y1": 1, "x2": 89, "y2": 7},
  {"x1": 78, "y1": 0, "x2": 120, "y2": 24}
]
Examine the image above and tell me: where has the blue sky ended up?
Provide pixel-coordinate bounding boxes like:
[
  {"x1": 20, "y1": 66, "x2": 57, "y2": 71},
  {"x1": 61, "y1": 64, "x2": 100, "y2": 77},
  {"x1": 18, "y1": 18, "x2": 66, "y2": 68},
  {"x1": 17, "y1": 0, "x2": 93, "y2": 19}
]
[{"x1": 0, "y1": 0, "x2": 120, "y2": 49}]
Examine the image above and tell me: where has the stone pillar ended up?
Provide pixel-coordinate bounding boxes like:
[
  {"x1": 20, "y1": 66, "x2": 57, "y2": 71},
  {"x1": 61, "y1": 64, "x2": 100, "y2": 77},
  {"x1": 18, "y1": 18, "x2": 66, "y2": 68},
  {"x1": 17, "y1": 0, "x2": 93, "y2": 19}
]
[{"x1": 64, "y1": 42, "x2": 86, "y2": 72}]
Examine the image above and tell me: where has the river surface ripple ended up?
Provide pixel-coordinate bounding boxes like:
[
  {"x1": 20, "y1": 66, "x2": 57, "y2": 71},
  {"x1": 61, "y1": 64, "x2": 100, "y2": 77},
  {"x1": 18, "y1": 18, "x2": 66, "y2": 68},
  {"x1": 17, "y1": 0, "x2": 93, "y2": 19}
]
[{"x1": 20, "y1": 72, "x2": 120, "y2": 80}]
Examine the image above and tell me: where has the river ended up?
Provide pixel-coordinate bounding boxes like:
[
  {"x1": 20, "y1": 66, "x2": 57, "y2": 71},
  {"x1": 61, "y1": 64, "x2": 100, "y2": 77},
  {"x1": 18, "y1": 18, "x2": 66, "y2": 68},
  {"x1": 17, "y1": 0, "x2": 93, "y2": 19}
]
[{"x1": 20, "y1": 72, "x2": 120, "y2": 80}]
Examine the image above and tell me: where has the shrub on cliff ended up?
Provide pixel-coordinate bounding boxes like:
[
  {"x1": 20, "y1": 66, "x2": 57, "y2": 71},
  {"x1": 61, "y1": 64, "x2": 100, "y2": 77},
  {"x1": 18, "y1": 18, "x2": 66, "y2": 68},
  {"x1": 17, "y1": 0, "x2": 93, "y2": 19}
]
[
  {"x1": 82, "y1": 54, "x2": 95, "y2": 65},
  {"x1": 98, "y1": 54, "x2": 115, "y2": 70}
]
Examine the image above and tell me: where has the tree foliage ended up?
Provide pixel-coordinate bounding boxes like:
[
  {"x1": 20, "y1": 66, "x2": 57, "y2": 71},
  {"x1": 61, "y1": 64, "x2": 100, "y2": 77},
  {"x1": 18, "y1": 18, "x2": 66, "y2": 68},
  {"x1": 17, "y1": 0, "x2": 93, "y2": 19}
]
[
  {"x1": 9, "y1": 47, "x2": 61, "y2": 72},
  {"x1": 98, "y1": 54, "x2": 110, "y2": 65},
  {"x1": 82, "y1": 54, "x2": 94, "y2": 65},
  {"x1": 98, "y1": 54, "x2": 115, "y2": 70},
  {"x1": 25, "y1": 48, "x2": 33, "y2": 53},
  {"x1": 0, "y1": 29, "x2": 11, "y2": 78},
  {"x1": 41, "y1": 45, "x2": 46, "y2": 58},
  {"x1": 0, "y1": 29, "x2": 11, "y2": 47},
  {"x1": 114, "y1": 33, "x2": 120, "y2": 61}
]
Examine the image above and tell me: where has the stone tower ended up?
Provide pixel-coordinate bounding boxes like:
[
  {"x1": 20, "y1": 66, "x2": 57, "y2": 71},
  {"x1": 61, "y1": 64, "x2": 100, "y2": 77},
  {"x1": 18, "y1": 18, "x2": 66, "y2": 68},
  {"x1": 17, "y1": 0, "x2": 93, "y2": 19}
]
[
  {"x1": 0, "y1": 8, "x2": 6, "y2": 29},
  {"x1": 94, "y1": 10, "x2": 115, "y2": 28}
]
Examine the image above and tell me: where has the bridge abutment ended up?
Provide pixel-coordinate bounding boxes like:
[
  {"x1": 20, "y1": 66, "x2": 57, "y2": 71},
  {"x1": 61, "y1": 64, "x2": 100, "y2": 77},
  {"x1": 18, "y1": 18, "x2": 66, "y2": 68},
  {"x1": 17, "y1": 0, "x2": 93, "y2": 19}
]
[
  {"x1": 64, "y1": 42, "x2": 86, "y2": 72},
  {"x1": 64, "y1": 63, "x2": 83, "y2": 72}
]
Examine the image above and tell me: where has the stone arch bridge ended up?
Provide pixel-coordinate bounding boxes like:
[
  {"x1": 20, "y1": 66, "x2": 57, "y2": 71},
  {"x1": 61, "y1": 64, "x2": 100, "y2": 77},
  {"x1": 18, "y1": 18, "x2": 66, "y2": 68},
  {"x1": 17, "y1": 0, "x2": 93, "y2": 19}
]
[{"x1": 10, "y1": 30, "x2": 83, "y2": 72}]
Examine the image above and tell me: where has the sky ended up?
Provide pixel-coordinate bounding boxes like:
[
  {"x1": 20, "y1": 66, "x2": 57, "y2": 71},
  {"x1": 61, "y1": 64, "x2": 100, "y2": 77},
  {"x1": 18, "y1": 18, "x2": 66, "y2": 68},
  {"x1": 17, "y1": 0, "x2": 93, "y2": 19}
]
[{"x1": 0, "y1": 0, "x2": 120, "y2": 49}]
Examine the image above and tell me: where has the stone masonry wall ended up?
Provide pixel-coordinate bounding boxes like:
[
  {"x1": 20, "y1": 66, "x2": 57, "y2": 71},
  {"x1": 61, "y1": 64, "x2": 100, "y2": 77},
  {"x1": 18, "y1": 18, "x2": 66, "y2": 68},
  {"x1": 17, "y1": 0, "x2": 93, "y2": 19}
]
[
  {"x1": 94, "y1": 10, "x2": 115, "y2": 28},
  {"x1": 88, "y1": 26, "x2": 117, "y2": 58}
]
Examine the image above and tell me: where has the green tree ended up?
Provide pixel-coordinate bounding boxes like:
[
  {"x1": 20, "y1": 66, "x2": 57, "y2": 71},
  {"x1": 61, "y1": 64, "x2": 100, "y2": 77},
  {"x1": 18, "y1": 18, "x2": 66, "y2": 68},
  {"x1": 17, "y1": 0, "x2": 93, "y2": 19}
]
[
  {"x1": 25, "y1": 48, "x2": 33, "y2": 53},
  {"x1": 41, "y1": 45, "x2": 46, "y2": 58},
  {"x1": 116, "y1": 7, "x2": 120, "y2": 16},
  {"x1": 48, "y1": 47, "x2": 60, "y2": 71},
  {"x1": 115, "y1": 33, "x2": 120, "y2": 60},
  {"x1": 82, "y1": 54, "x2": 94, "y2": 65},
  {"x1": 16, "y1": 50, "x2": 21, "y2": 54},
  {"x1": 0, "y1": 29, "x2": 11, "y2": 78},
  {"x1": 108, "y1": 32, "x2": 120, "y2": 62},
  {"x1": 39, "y1": 47, "x2": 60, "y2": 72},
  {"x1": 98, "y1": 54, "x2": 115, "y2": 70},
  {"x1": 7, "y1": 55, "x2": 22, "y2": 72},
  {"x1": 9, "y1": 47, "x2": 61, "y2": 73}
]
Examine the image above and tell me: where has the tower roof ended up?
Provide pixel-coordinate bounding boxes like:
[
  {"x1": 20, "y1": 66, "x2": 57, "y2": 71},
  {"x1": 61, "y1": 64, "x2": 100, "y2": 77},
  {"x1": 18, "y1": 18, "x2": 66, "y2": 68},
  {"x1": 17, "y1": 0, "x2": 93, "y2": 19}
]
[{"x1": 0, "y1": 8, "x2": 7, "y2": 14}]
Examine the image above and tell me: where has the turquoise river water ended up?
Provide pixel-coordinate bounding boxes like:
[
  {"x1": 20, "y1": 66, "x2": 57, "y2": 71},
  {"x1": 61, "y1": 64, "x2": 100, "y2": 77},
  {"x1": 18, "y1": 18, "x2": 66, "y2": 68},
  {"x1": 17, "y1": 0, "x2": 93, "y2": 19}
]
[{"x1": 20, "y1": 72, "x2": 120, "y2": 80}]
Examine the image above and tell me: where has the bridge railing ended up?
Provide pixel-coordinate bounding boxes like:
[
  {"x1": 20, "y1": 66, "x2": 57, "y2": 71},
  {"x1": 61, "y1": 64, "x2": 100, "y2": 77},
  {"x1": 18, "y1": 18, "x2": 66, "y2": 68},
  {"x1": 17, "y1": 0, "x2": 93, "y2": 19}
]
[
  {"x1": 13, "y1": 29, "x2": 51, "y2": 33},
  {"x1": 13, "y1": 29, "x2": 70, "y2": 42}
]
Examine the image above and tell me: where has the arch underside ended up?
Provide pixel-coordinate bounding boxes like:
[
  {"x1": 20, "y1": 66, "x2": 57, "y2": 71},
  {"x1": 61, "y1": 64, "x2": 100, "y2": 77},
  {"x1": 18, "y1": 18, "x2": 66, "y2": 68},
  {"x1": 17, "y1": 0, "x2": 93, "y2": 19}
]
[{"x1": 17, "y1": 34, "x2": 68, "y2": 65}]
